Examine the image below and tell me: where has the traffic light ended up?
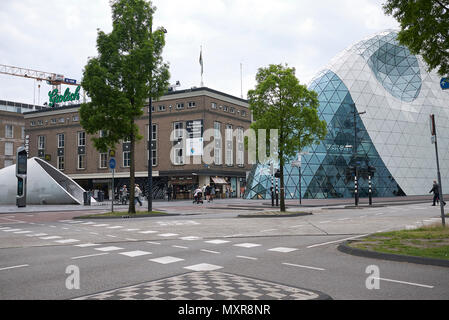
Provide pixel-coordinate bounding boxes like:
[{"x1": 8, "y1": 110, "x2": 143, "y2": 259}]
[{"x1": 274, "y1": 169, "x2": 281, "y2": 178}]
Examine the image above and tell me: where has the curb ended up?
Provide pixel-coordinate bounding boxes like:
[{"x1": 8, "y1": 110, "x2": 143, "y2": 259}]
[
  {"x1": 73, "y1": 213, "x2": 180, "y2": 219},
  {"x1": 237, "y1": 212, "x2": 313, "y2": 218},
  {"x1": 338, "y1": 241, "x2": 449, "y2": 268}
]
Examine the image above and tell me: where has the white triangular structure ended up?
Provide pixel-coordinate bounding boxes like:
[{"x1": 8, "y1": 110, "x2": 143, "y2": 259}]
[{"x1": 0, "y1": 157, "x2": 96, "y2": 205}]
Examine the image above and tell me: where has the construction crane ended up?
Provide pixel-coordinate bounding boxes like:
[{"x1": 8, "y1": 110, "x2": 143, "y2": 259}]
[{"x1": 0, "y1": 64, "x2": 82, "y2": 107}]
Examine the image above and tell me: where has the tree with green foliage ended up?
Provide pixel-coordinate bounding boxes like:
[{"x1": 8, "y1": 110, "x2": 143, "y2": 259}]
[
  {"x1": 80, "y1": 0, "x2": 170, "y2": 214},
  {"x1": 383, "y1": 0, "x2": 449, "y2": 76},
  {"x1": 248, "y1": 64, "x2": 327, "y2": 212}
]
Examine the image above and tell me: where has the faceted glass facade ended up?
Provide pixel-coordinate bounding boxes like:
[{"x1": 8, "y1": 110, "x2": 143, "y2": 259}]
[{"x1": 245, "y1": 30, "x2": 449, "y2": 199}]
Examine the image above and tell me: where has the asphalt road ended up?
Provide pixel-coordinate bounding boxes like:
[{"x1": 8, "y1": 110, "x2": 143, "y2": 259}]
[{"x1": 0, "y1": 201, "x2": 447, "y2": 300}]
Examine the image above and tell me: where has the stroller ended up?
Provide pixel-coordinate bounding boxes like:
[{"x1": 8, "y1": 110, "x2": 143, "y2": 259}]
[{"x1": 193, "y1": 191, "x2": 203, "y2": 204}]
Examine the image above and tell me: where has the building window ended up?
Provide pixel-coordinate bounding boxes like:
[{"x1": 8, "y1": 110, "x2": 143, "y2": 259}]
[
  {"x1": 188, "y1": 101, "x2": 196, "y2": 108},
  {"x1": 99, "y1": 130, "x2": 107, "y2": 138},
  {"x1": 77, "y1": 154, "x2": 85, "y2": 169},
  {"x1": 174, "y1": 122, "x2": 183, "y2": 139},
  {"x1": 72, "y1": 115, "x2": 79, "y2": 122},
  {"x1": 5, "y1": 125, "x2": 13, "y2": 138},
  {"x1": 148, "y1": 105, "x2": 155, "y2": 113},
  {"x1": 38, "y1": 136, "x2": 45, "y2": 149},
  {"x1": 225, "y1": 124, "x2": 233, "y2": 166},
  {"x1": 4, "y1": 142, "x2": 13, "y2": 156},
  {"x1": 223, "y1": 105, "x2": 229, "y2": 112},
  {"x1": 241, "y1": 110, "x2": 247, "y2": 117},
  {"x1": 57, "y1": 133, "x2": 65, "y2": 148},
  {"x1": 147, "y1": 124, "x2": 157, "y2": 166},
  {"x1": 176, "y1": 103, "x2": 184, "y2": 110},
  {"x1": 158, "y1": 105, "x2": 166, "y2": 111},
  {"x1": 214, "y1": 121, "x2": 222, "y2": 165},
  {"x1": 30, "y1": 121, "x2": 36, "y2": 127},
  {"x1": 4, "y1": 159, "x2": 13, "y2": 167},
  {"x1": 77, "y1": 131, "x2": 86, "y2": 146},
  {"x1": 173, "y1": 147, "x2": 184, "y2": 165},
  {"x1": 99, "y1": 153, "x2": 107, "y2": 169},
  {"x1": 37, "y1": 120, "x2": 43, "y2": 126},
  {"x1": 58, "y1": 117, "x2": 65, "y2": 123},
  {"x1": 123, "y1": 151, "x2": 130, "y2": 167},
  {"x1": 230, "y1": 107, "x2": 235, "y2": 114},
  {"x1": 211, "y1": 102, "x2": 217, "y2": 109},
  {"x1": 57, "y1": 156, "x2": 65, "y2": 171},
  {"x1": 237, "y1": 127, "x2": 244, "y2": 166},
  {"x1": 51, "y1": 118, "x2": 57, "y2": 124}
]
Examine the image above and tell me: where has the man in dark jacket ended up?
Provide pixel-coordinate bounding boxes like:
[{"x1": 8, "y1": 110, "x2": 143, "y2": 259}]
[{"x1": 430, "y1": 181, "x2": 446, "y2": 206}]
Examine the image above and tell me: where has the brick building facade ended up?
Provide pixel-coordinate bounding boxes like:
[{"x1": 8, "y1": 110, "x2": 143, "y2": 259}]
[{"x1": 24, "y1": 87, "x2": 251, "y2": 200}]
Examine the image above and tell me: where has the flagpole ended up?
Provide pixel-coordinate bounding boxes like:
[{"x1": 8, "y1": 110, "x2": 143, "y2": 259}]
[{"x1": 200, "y1": 45, "x2": 204, "y2": 87}]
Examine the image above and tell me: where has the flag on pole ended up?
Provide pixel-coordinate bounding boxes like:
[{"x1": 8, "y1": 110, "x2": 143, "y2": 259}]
[
  {"x1": 199, "y1": 47, "x2": 203, "y2": 75},
  {"x1": 199, "y1": 46, "x2": 204, "y2": 86}
]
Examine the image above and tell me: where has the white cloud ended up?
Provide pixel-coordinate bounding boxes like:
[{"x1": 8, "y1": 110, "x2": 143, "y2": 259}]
[{"x1": 0, "y1": 0, "x2": 399, "y2": 105}]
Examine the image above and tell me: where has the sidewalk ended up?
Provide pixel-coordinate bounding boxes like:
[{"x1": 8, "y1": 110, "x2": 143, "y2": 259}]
[{"x1": 0, "y1": 194, "x2": 445, "y2": 215}]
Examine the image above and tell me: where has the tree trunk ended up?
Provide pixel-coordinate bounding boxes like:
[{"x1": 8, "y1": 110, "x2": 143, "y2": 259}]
[{"x1": 128, "y1": 122, "x2": 136, "y2": 214}]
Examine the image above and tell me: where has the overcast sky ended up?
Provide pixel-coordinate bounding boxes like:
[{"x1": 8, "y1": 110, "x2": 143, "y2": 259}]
[{"x1": 0, "y1": 0, "x2": 399, "y2": 106}]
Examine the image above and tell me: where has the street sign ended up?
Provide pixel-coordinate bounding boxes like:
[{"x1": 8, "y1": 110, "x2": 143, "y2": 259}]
[
  {"x1": 109, "y1": 158, "x2": 116, "y2": 170},
  {"x1": 440, "y1": 77, "x2": 449, "y2": 90}
]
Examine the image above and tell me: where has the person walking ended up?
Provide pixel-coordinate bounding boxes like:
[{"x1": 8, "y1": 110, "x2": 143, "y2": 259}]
[
  {"x1": 205, "y1": 184, "x2": 211, "y2": 202},
  {"x1": 121, "y1": 185, "x2": 128, "y2": 204},
  {"x1": 134, "y1": 184, "x2": 142, "y2": 207},
  {"x1": 202, "y1": 184, "x2": 207, "y2": 201},
  {"x1": 429, "y1": 180, "x2": 446, "y2": 206},
  {"x1": 167, "y1": 184, "x2": 172, "y2": 201},
  {"x1": 210, "y1": 185, "x2": 215, "y2": 202}
]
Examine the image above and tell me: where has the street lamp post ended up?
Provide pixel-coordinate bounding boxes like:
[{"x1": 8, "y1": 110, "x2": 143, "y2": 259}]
[
  {"x1": 351, "y1": 103, "x2": 365, "y2": 206},
  {"x1": 148, "y1": 26, "x2": 167, "y2": 213}
]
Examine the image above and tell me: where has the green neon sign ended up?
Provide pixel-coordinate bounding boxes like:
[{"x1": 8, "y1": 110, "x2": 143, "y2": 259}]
[{"x1": 48, "y1": 86, "x2": 80, "y2": 107}]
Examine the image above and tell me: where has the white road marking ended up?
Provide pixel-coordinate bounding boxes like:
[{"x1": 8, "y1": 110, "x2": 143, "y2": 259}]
[
  {"x1": 125, "y1": 229, "x2": 140, "y2": 232},
  {"x1": 158, "y1": 233, "x2": 178, "y2": 237},
  {"x1": 172, "y1": 245, "x2": 189, "y2": 249},
  {"x1": 74, "y1": 243, "x2": 100, "y2": 248},
  {"x1": 183, "y1": 263, "x2": 222, "y2": 271},
  {"x1": 80, "y1": 222, "x2": 96, "y2": 225},
  {"x1": 205, "y1": 239, "x2": 230, "y2": 244},
  {"x1": 179, "y1": 236, "x2": 201, "y2": 241},
  {"x1": 374, "y1": 277, "x2": 434, "y2": 289},
  {"x1": 200, "y1": 249, "x2": 220, "y2": 254},
  {"x1": 282, "y1": 262, "x2": 325, "y2": 271},
  {"x1": 149, "y1": 256, "x2": 184, "y2": 264},
  {"x1": 289, "y1": 225, "x2": 305, "y2": 228},
  {"x1": 93, "y1": 224, "x2": 109, "y2": 227},
  {"x1": 375, "y1": 213, "x2": 385, "y2": 216},
  {"x1": 234, "y1": 243, "x2": 261, "y2": 248},
  {"x1": 119, "y1": 250, "x2": 151, "y2": 257},
  {"x1": 260, "y1": 229, "x2": 277, "y2": 232},
  {"x1": 146, "y1": 241, "x2": 161, "y2": 245},
  {"x1": 3, "y1": 229, "x2": 22, "y2": 232},
  {"x1": 319, "y1": 221, "x2": 332, "y2": 224},
  {"x1": 106, "y1": 235, "x2": 118, "y2": 238},
  {"x1": 139, "y1": 230, "x2": 157, "y2": 234},
  {"x1": 307, "y1": 234, "x2": 369, "y2": 248},
  {"x1": 338, "y1": 218, "x2": 351, "y2": 221},
  {"x1": 71, "y1": 253, "x2": 109, "y2": 260},
  {"x1": 268, "y1": 247, "x2": 298, "y2": 253},
  {"x1": 107, "y1": 226, "x2": 123, "y2": 229},
  {"x1": 125, "y1": 238, "x2": 138, "y2": 241},
  {"x1": 55, "y1": 239, "x2": 80, "y2": 244},
  {"x1": 236, "y1": 255, "x2": 258, "y2": 260},
  {"x1": 95, "y1": 246, "x2": 123, "y2": 252},
  {"x1": 0, "y1": 264, "x2": 29, "y2": 271},
  {"x1": 39, "y1": 236, "x2": 62, "y2": 240},
  {"x1": 14, "y1": 231, "x2": 32, "y2": 234},
  {"x1": 27, "y1": 233, "x2": 48, "y2": 237}
]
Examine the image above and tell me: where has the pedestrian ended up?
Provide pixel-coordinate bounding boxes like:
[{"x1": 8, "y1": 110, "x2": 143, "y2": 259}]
[
  {"x1": 225, "y1": 186, "x2": 229, "y2": 198},
  {"x1": 429, "y1": 180, "x2": 446, "y2": 206},
  {"x1": 167, "y1": 184, "x2": 172, "y2": 201},
  {"x1": 202, "y1": 184, "x2": 207, "y2": 200},
  {"x1": 206, "y1": 184, "x2": 211, "y2": 202},
  {"x1": 121, "y1": 185, "x2": 128, "y2": 204},
  {"x1": 134, "y1": 184, "x2": 142, "y2": 206},
  {"x1": 210, "y1": 185, "x2": 215, "y2": 202}
]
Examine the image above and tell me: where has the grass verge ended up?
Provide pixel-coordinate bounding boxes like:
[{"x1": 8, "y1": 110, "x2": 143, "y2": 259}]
[{"x1": 349, "y1": 224, "x2": 449, "y2": 260}]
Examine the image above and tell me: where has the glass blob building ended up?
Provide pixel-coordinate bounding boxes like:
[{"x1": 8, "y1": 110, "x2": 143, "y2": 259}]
[{"x1": 245, "y1": 30, "x2": 449, "y2": 199}]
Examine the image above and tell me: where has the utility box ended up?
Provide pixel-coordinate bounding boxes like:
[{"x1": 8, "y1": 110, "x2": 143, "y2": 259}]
[{"x1": 16, "y1": 147, "x2": 28, "y2": 208}]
